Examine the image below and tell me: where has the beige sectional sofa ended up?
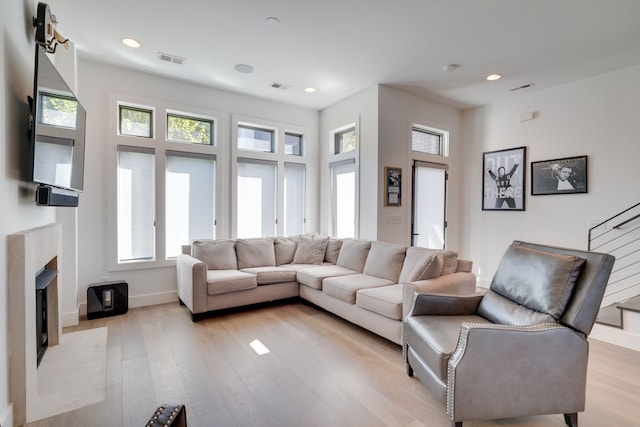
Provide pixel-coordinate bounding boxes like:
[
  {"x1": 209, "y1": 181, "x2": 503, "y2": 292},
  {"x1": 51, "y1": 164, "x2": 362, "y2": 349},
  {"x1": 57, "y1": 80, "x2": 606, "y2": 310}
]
[{"x1": 176, "y1": 235, "x2": 476, "y2": 345}]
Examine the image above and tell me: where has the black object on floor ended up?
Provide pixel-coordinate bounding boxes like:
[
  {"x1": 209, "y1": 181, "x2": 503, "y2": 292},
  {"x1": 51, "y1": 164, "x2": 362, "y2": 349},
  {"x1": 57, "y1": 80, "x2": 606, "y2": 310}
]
[
  {"x1": 145, "y1": 403, "x2": 187, "y2": 427},
  {"x1": 87, "y1": 281, "x2": 128, "y2": 320}
]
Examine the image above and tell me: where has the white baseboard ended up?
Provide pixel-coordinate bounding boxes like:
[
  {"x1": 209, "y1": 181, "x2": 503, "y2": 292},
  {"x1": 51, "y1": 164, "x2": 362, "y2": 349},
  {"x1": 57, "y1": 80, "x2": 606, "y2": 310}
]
[
  {"x1": 590, "y1": 323, "x2": 640, "y2": 352},
  {"x1": 1, "y1": 403, "x2": 13, "y2": 427},
  {"x1": 61, "y1": 308, "x2": 80, "y2": 327},
  {"x1": 78, "y1": 291, "x2": 178, "y2": 315}
]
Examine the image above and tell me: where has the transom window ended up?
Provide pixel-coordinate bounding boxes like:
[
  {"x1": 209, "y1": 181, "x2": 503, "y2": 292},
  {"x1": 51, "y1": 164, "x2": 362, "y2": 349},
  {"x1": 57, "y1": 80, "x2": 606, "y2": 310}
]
[
  {"x1": 238, "y1": 124, "x2": 275, "y2": 152},
  {"x1": 167, "y1": 113, "x2": 213, "y2": 145},
  {"x1": 119, "y1": 105, "x2": 153, "y2": 138},
  {"x1": 334, "y1": 127, "x2": 356, "y2": 154},
  {"x1": 412, "y1": 126, "x2": 447, "y2": 156},
  {"x1": 284, "y1": 132, "x2": 303, "y2": 156}
]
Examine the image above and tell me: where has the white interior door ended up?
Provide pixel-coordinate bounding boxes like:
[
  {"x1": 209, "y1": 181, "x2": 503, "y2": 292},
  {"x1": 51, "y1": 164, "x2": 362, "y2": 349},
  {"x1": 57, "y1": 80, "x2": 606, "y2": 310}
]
[{"x1": 412, "y1": 161, "x2": 448, "y2": 248}]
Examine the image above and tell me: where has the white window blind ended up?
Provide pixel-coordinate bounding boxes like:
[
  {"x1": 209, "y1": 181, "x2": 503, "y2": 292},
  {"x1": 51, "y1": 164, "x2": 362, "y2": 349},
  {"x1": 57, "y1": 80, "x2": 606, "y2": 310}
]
[
  {"x1": 284, "y1": 162, "x2": 305, "y2": 236},
  {"x1": 412, "y1": 127, "x2": 443, "y2": 155},
  {"x1": 165, "y1": 151, "x2": 216, "y2": 258},
  {"x1": 330, "y1": 159, "x2": 356, "y2": 238},
  {"x1": 237, "y1": 158, "x2": 277, "y2": 238},
  {"x1": 117, "y1": 145, "x2": 155, "y2": 262}
]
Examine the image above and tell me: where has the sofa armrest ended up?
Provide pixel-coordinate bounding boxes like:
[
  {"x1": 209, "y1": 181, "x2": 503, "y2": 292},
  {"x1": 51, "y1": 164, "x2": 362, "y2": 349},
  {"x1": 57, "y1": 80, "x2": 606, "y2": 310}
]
[
  {"x1": 176, "y1": 253, "x2": 208, "y2": 315},
  {"x1": 405, "y1": 292, "x2": 485, "y2": 318},
  {"x1": 447, "y1": 323, "x2": 588, "y2": 421},
  {"x1": 402, "y1": 272, "x2": 478, "y2": 318}
]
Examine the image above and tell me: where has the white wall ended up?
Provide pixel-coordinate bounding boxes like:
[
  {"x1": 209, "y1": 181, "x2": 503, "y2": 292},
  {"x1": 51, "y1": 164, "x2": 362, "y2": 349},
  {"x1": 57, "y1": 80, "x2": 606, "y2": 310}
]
[
  {"x1": 460, "y1": 65, "x2": 640, "y2": 287},
  {"x1": 1, "y1": 1, "x2": 58, "y2": 424},
  {"x1": 377, "y1": 85, "x2": 464, "y2": 248},
  {"x1": 75, "y1": 59, "x2": 319, "y2": 311}
]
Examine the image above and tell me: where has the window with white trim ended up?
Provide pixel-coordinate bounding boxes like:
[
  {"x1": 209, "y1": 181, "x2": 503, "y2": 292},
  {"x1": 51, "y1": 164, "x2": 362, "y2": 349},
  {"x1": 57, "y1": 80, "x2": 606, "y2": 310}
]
[
  {"x1": 330, "y1": 159, "x2": 356, "y2": 238},
  {"x1": 411, "y1": 125, "x2": 448, "y2": 156},
  {"x1": 236, "y1": 158, "x2": 277, "y2": 238},
  {"x1": 284, "y1": 132, "x2": 303, "y2": 156},
  {"x1": 165, "y1": 151, "x2": 216, "y2": 258},
  {"x1": 117, "y1": 145, "x2": 155, "y2": 262},
  {"x1": 284, "y1": 162, "x2": 305, "y2": 235},
  {"x1": 334, "y1": 127, "x2": 356, "y2": 154},
  {"x1": 238, "y1": 124, "x2": 275, "y2": 152},
  {"x1": 119, "y1": 105, "x2": 153, "y2": 138},
  {"x1": 167, "y1": 113, "x2": 213, "y2": 145}
]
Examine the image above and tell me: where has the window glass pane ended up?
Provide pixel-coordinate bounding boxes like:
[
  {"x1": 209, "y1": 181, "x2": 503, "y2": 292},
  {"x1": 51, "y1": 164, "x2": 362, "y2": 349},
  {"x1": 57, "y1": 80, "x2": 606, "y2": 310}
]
[
  {"x1": 335, "y1": 128, "x2": 356, "y2": 154},
  {"x1": 285, "y1": 163, "x2": 305, "y2": 236},
  {"x1": 238, "y1": 125, "x2": 274, "y2": 152},
  {"x1": 237, "y1": 159, "x2": 276, "y2": 237},
  {"x1": 330, "y1": 161, "x2": 356, "y2": 238},
  {"x1": 412, "y1": 128, "x2": 442, "y2": 155},
  {"x1": 167, "y1": 114, "x2": 213, "y2": 145},
  {"x1": 117, "y1": 147, "x2": 155, "y2": 261},
  {"x1": 284, "y1": 132, "x2": 303, "y2": 156},
  {"x1": 166, "y1": 152, "x2": 216, "y2": 258},
  {"x1": 120, "y1": 106, "x2": 152, "y2": 138},
  {"x1": 39, "y1": 93, "x2": 78, "y2": 128}
]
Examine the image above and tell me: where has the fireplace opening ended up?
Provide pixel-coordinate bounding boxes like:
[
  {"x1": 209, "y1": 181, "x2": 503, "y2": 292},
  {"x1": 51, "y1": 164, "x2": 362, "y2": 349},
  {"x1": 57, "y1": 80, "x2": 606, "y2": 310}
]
[{"x1": 36, "y1": 267, "x2": 57, "y2": 367}]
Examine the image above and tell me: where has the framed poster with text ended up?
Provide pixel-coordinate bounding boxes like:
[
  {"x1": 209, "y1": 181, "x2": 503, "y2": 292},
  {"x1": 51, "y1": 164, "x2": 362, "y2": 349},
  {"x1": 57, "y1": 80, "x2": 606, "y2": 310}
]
[{"x1": 482, "y1": 146, "x2": 526, "y2": 211}]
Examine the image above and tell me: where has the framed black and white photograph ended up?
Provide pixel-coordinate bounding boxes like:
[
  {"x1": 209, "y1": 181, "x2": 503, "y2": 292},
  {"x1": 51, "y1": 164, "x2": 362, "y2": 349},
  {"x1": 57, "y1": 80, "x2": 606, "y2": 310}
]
[
  {"x1": 531, "y1": 155, "x2": 587, "y2": 195},
  {"x1": 482, "y1": 146, "x2": 526, "y2": 211},
  {"x1": 384, "y1": 166, "x2": 402, "y2": 206}
]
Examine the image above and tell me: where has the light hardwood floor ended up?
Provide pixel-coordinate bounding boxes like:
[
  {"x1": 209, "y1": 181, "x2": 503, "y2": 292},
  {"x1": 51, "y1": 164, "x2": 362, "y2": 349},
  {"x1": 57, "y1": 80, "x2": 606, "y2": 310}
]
[{"x1": 27, "y1": 301, "x2": 640, "y2": 427}]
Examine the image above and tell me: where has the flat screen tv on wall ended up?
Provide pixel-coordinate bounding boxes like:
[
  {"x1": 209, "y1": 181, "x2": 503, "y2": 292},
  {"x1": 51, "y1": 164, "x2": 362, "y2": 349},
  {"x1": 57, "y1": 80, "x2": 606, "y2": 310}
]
[{"x1": 28, "y1": 45, "x2": 86, "y2": 207}]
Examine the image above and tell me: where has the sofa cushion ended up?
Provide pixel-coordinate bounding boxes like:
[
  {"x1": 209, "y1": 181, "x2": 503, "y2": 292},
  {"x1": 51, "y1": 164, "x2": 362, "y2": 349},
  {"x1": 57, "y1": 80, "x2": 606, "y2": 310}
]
[
  {"x1": 192, "y1": 240, "x2": 237, "y2": 270},
  {"x1": 292, "y1": 235, "x2": 329, "y2": 265},
  {"x1": 296, "y1": 265, "x2": 358, "y2": 289},
  {"x1": 240, "y1": 266, "x2": 298, "y2": 285},
  {"x1": 398, "y1": 247, "x2": 443, "y2": 283},
  {"x1": 356, "y1": 284, "x2": 404, "y2": 320},
  {"x1": 336, "y1": 239, "x2": 371, "y2": 273},
  {"x1": 274, "y1": 237, "x2": 298, "y2": 266},
  {"x1": 322, "y1": 273, "x2": 395, "y2": 304},
  {"x1": 440, "y1": 250, "x2": 459, "y2": 275},
  {"x1": 362, "y1": 241, "x2": 406, "y2": 282},
  {"x1": 478, "y1": 244, "x2": 586, "y2": 323},
  {"x1": 235, "y1": 238, "x2": 276, "y2": 269},
  {"x1": 324, "y1": 238, "x2": 343, "y2": 264},
  {"x1": 206, "y1": 270, "x2": 257, "y2": 295}
]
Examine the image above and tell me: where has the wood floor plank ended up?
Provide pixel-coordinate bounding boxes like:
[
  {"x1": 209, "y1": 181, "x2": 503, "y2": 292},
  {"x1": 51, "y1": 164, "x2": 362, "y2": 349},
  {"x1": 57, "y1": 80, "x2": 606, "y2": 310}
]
[{"x1": 25, "y1": 301, "x2": 640, "y2": 427}]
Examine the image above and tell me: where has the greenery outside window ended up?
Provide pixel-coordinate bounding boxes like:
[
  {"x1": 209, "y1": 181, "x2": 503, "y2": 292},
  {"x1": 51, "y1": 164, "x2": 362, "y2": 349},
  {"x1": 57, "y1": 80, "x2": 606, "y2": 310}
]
[
  {"x1": 120, "y1": 105, "x2": 153, "y2": 138},
  {"x1": 334, "y1": 127, "x2": 356, "y2": 154},
  {"x1": 167, "y1": 113, "x2": 213, "y2": 145}
]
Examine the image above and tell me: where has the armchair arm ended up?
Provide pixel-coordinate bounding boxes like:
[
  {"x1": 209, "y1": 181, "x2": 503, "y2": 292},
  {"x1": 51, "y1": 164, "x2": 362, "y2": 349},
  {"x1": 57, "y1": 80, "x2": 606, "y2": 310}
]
[
  {"x1": 402, "y1": 272, "x2": 478, "y2": 318},
  {"x1": 176, "y1": 253, "x2": 208, "y2": 314},
  {"x1": 447, "y1": 323, "x2": 588, "y2": 422},
  {"x1": 405, "y1": 292, "x2": 485, "y2": 318}
]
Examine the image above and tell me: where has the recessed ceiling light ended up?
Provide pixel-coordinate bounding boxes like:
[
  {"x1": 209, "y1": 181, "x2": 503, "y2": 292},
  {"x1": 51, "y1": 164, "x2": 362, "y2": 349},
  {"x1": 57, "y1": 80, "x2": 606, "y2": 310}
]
[
  {"x1": 304, "y1": 87, "x2": 316, "y2": 93},
  {"x1": 265, "y1": 16, "x2": 280, "y2": 26},
  {"x1": 443, "y1": 64, "x2": 460, "y2": 72},
  {"x1": 122, "y1": 37, "x2": 141, "y2": 48},
  {"x1": 486, "y1": 73, "x2": 502, "y2": 81},
  {"x1": 234, "y1": 64, "x2": 254, "y2": 73}
]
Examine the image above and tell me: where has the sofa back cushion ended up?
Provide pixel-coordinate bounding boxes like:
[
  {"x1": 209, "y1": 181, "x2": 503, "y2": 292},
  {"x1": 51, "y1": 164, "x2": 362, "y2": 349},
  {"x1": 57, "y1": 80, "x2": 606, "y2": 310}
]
[
  {"x1": 440, "y1": 250, "x2": 459, "y2": 275},
  {"x1": 336, "y1": 239, "x2": 371, "y2": 273},
  {"x1": 274, "y1": 237, "x2": 298, "y2": 266},
  {"x1": 292, "y1": 235, "x2": 329, "y2": 265},
  {"x1": 478, "y1": 244, "x2": 586, "y2": 324},
  {"x1": 363, "y1": 241, "x2": 407, "y2": 282},
  {"x1": 324, "y1": 238, "x2": 343, "y2": 264},
  {"x1": 192, "y1": 240, "x2": 237, "y2": 270},
  {"x1": 235, "y1": 238, "x2": 276, "y2": 269},
  {"x1": 398, "y1": 247, "x2": 443, "y2": 283}
]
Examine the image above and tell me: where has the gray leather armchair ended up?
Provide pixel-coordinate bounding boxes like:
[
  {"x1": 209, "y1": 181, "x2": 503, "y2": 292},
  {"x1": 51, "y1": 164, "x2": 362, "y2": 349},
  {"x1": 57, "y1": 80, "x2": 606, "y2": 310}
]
[{"x1": 403, "y1": 241, "x2": 615, "y2": 427}]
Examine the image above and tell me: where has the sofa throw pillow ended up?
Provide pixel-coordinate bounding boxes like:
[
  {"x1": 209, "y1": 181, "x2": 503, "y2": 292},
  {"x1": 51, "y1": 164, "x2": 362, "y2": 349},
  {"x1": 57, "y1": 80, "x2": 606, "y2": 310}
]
[
  {"x1": 362, "y1": 241, "x2": 407, "y2": 282},
  {"x1": 274, "y1": 236, "x2": 298, "y2": 265},
  {"x1": 292, "y1": 235, "x2": 329, "y2": 264},
  {"x1": 440, "y1": 250, "x2": 459, "y2": 275},
  {"x1": 487, "y1": 244, "x2": 586, "y2": 320},
  {"x1": 336, "y1": 239, "x2": 371, "y2": 273},
  {"x1": 324, "y1": 238, "x2": 342, "y2": 264},
  {"x1": 398, "y1": 247, "x2": 440, "y2": 283},
  {"x1": 192, "y1": 239, "x2": 237, "y2": 270},
  {"x1": 407, "y1": 253, "x2": 441, "y2": 282},
  {"x1": 235, "y1": 238, "x2": 276, "y2": 269}
]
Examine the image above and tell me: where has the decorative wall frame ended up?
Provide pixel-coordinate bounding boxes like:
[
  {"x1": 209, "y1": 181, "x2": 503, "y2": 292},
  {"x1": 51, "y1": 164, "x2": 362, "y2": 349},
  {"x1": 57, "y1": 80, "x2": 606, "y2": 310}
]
[
  {"x1": 482, "y1": 146, "x2": 526, "y2": 211},
  {"x1": 384, "y1": 166, "x2": 402, "y2": 206},
  {"x1": 531, "y1": 155, "x2": 588, "y2": 195}
]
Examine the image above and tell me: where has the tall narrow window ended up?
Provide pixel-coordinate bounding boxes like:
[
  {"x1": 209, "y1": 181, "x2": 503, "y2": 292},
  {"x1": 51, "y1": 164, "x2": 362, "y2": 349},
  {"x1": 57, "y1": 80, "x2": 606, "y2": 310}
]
[
  {"x1": 334, "y1": 127, "x2": 356, "y2": 154},
  {"x1": 117, "y1": 145, "x2": 155, "y2": 262},
  {"x1": 412, "y1": 126, "x2": 446, "y2": 156},
  {"x1": 237, "y1": 158, "x2": 277, "y2": 237},
  {"x1": 330, "y1": 159, "x2": 356, "y2": 238},
  {"x1": 165, "y1": 151, "x2": 216, "y2": 258},
  {"x1": 284, "y1": 162, "x2": 305, "y2": 236},
  {"x1": 238, "y1": 124, "x2": 274, "y2": 152}
]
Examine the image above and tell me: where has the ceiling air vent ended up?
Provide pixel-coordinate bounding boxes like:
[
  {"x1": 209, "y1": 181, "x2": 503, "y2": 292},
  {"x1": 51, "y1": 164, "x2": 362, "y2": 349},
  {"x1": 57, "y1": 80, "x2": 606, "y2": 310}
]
[
  {"x1": 271, "y1": 82, "x2": 292, "y2": 91},
  {"x1": 510, "y1": 83, "x2": 535, "y2": 92},
  {"x1": 158, "y1": 52, "x2": 185, "y2": 65}
]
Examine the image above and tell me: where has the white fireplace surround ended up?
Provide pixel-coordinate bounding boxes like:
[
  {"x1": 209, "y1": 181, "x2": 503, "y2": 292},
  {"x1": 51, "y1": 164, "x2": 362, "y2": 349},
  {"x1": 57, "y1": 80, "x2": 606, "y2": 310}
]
[{"x1": 8, "y1": 223, "x2": 62, "y2": 426}]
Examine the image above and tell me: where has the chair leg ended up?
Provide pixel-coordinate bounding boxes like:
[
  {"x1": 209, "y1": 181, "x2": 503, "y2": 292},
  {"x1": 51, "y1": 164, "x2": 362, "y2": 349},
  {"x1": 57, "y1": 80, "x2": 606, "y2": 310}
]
[
  {"x1": 406, "y1": 362, "x2": 413, "y2": 377},
  {"x1": 452, "y1": 422, "x2": 462, "y2": 427},
  {"x1": 564, "y1": 413, "x2": 578, "y2": 427}
]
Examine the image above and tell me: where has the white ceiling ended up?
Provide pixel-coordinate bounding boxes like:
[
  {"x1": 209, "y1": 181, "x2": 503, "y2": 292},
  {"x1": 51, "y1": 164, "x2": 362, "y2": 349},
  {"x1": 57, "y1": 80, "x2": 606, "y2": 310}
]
[{"x1": 50, "y1": 0, "x2": 640, "y2": 111}]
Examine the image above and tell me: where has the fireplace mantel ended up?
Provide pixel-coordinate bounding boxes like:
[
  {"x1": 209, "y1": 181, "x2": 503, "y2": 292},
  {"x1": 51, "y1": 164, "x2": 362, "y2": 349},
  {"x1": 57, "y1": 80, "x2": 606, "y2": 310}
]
[{"x1": 8, "y1": 223, "x2": 62, "y2": 426}]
